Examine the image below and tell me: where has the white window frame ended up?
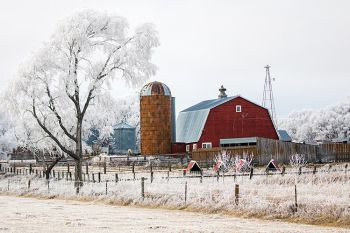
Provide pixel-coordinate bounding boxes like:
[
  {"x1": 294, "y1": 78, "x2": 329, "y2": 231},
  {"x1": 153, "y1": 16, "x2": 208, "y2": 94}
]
[
  {"x1": 202, "y1": 142, "x2": 212, "y2": 149},
  {"x1": 186, "y1": 145, "x2": 190, "y2": 152},
  {"x1": 193, "y1": 144, "x2": 197, "y2": 150},
  {"x1": 236, "y1": 105, "x2": 242, "y2": 112}
]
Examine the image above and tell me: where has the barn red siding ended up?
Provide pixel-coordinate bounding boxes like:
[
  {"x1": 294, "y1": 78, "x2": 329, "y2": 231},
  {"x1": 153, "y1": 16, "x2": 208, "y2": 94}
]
[
  {"x1": 197, "y1": 97, "x2": 278, "y2": 148},
  {"x1": 171, "y1": 143, "x2": 186, "y2": 154}
]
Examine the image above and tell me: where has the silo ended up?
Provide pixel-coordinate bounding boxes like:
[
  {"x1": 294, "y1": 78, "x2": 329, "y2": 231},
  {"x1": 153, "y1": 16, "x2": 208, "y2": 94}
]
[
  {"x1": 140, "y1": 81, "x2": 174, "y2": 155},
  {"x1": 110, "y1": 122, "x2": 137, "y2": 155}
]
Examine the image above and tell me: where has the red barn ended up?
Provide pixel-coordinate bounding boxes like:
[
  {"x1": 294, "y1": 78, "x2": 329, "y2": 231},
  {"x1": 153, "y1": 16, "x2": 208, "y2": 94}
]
[{"x1": 174, "y1": 87, "x2": 279, "y2": 153}]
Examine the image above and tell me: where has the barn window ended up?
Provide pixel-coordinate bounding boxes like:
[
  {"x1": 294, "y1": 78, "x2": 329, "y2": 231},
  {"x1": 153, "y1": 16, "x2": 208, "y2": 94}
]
[
  {"x1": 236, "y1": 105, "x2": 242, "y2": 112},
  {"x1": 202, "y1": 142, "x2": 212, "y2": 149},
  {"x1": 186, "y1": 145, "x2": 190, "y2": 152},
  {"x1": 193, "y1": 144, "x2": 197, "y2": 150}
]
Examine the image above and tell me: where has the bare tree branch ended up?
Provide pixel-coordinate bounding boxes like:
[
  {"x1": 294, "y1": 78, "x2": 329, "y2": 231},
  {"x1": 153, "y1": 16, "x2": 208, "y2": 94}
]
[
  {"x1": 31, "y1": 98, "x2": 78, "y2": 160},
  {"x1": 45, "y1": 85, "x2": 77, "y2": 142}
]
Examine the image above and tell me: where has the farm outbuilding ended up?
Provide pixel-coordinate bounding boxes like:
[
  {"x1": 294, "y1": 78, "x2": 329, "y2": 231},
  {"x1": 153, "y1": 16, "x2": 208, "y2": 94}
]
[
  {"x1": 186, "y1": 160, "x2": 202, "y2": 173},
  {"x1": 174, "y1": 86, "x2": 279, "y2": 153},
  {"x1": 109, "y1": 122, "x2": 137, "y2": 155}
]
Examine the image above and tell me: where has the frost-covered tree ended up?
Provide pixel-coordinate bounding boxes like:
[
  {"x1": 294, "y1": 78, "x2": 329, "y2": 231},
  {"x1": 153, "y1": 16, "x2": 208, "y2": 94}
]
[
  {"x1": 214, "y1": 150, "x2": 233, "y2": 172},
  {"x1": 0, "y1": 111, "x2": 15, "y2": 153},
  {"x1": 114, "y1": 95, "x2": 140, "y2": 147},
  {"x1": 6, "y1": 11, "x2": 159, "y2": 186},
  {"x1": 279, "y1": 98, "x2": 350, "y2": 142},
  {"x1": 290, "y1": 154, "x2": 307, "y2": 168}
]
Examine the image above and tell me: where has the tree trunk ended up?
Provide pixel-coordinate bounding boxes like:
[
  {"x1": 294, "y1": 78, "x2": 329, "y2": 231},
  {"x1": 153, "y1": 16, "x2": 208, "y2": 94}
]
[
  {"x1": 44, "y1": 156, "x2": 63, "y2": 180},
  {"x1": 45, "y1": 169, "x2": 50, "y2": 180},
  {"x1": 75, "y1": 120, "x2": 83, "y2": 188},
  {"x1": 75, "y1": 159, "x2": 83, "y2": 187}
]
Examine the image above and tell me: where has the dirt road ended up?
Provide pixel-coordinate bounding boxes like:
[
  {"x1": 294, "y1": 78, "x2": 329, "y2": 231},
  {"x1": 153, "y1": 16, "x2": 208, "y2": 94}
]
[{"x1": 0, "y1": 195, "x2": 348, "y2": 233}]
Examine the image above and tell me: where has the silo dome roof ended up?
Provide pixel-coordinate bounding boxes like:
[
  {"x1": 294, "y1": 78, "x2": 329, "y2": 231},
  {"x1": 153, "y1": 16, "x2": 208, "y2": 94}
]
[
  {"x1": 113, "y1": 122, "x2": 135, "y2": 129},
  {"x1": 140, "y1": 81, "x2": 171, "y2": 97}
]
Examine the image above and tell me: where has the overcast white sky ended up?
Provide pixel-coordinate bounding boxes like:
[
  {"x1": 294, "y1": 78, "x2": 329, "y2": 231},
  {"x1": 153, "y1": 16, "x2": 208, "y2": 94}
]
[{"x1": 1, "y1": 0, "x2": 349, "y2": 120}]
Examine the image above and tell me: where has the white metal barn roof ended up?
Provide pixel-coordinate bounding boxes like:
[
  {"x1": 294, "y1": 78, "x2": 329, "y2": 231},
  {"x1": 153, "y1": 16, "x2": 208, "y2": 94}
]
[{"x1": 176, "y1": 96, "x2": 238, "y2": 143}]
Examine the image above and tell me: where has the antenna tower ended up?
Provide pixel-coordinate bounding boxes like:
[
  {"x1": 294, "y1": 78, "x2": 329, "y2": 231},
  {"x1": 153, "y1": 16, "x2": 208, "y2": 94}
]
[{"x1": 262, "y1": 65, "x2": 277, "y2": 128}]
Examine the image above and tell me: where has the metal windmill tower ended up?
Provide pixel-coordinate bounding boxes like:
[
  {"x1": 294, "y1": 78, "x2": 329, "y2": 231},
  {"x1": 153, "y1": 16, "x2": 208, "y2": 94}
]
[{"x1": 262, "y1": 65, "x2": 278, "y2": 128}]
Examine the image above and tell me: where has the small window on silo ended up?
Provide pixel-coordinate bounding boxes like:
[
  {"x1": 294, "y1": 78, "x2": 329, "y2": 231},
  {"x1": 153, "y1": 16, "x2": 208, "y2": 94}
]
[{"x1": 236, "y1": 105, "x2": 242, "y2": 112}]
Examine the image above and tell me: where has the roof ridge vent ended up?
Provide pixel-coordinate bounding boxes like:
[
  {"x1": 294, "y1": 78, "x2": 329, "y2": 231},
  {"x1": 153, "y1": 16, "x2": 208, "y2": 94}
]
[{"x1": 218, "y1": 85, "x2": 227, "y2": 98}]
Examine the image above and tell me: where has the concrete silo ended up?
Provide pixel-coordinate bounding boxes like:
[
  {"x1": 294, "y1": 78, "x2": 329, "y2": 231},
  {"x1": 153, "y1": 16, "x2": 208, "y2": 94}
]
[{"x1": 140, "y1": 81, "x2": 175, "y2": 155}]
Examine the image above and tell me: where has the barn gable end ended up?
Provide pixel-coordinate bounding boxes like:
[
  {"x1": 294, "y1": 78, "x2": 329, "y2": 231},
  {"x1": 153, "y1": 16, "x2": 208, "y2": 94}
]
[{"x1": 175, "y1": 94, "x2": 279, "y2": 151}]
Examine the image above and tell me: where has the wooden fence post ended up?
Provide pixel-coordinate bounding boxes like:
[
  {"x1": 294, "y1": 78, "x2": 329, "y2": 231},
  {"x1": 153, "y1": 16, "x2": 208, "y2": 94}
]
[
  {"x1": 313, "y1": 165, "x2": 317, "y2": 174},
  {"x1": 29, "y1": 164, "x2": 32, "y2": 174},
  {"x1": 150, "y1": 171, "x2": 154, "y2": 183},
  {"x1": 98, "y1": 172, "x2": 101, "y2": 183},
  {"x1": 281, "y1": 165, "x2": 286, "y2": 176},
  {"x1": 235, "y1": 184, "x2": 239, "y2": 205},
  {"x1": 141, "y1": 177, "x2": 145, "y2": 200},
  {"x1": 86, "y1": 163, "x2": 89, "y2": 174},
  {"x1": 249, "y1": 167, "x2": 254, "y2": 180},
  {"x1": 105, "y1": 181, "x2": 108, "y2": 195},
  {"x1": 345, "y1": 164, "x2": 348, "y2": 174},
  {"x1": 67, "y1": 163, "x2": 70, "y2": 173},
  {"x1": 115, "y1": 173, "x2": 118, "y2": 183},
  {"x1": 58, "y1": 172, "x2": 60, "y2": 180},
  {"x1": 184, "y1": 181, "x2": 188, "y2": 204},
  {"x1": 298, "y1": 166, "x2": 302, "y2": 175},
  {"x1": 92, "y1": 173, "x2": 95, "y2": 183},
  {"x1": 47, "y1": 180, "x2": 50, "y2": 194},
  {"x1": 28, "y1": 180, "x2": 31, "y2": 190},
  {"x1": 103, "y1": 162, "x2": 107, "y2": 174},
  {"x1": 168, "y1": 162, "x2": 172, "y2": 172},
  {"x1": 217, "y1": 171, "x2": 219, "y2": 182},
  {"x1": 294, "y1": 184, "x2": 298, "y2": 212}
]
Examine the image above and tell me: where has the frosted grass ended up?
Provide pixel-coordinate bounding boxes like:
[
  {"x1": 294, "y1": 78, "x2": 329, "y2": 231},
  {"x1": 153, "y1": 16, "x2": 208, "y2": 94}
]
[{"x1": 1, "y1": 164, "x2": 350, "y2": 226}]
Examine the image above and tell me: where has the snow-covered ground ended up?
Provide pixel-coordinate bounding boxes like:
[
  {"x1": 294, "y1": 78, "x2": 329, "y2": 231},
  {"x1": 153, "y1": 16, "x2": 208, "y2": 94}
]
[
  {"x1": 0, "y1": 195, "x2": 348, "y2": 233},
  {"x1": 1, "y1": 164, "x2": 350, "y2": 227}
]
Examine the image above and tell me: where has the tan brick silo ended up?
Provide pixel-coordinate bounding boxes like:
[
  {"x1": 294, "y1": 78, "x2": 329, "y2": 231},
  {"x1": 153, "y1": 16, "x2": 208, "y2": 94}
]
[{"x1": 140, "y1": 81, "x2": 174, "y2": 155}]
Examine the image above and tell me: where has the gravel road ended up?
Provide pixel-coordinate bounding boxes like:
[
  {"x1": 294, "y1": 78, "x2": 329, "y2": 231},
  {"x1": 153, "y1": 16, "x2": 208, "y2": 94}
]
[{"x1": 0, "y1": 195, "x2": 348, "y2": 233}]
